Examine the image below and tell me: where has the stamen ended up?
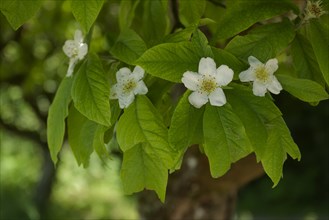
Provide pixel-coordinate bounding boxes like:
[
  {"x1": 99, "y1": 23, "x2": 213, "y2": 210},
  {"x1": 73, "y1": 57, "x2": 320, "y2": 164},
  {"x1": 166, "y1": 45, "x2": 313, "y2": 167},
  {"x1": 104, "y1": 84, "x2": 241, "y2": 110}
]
[
  {"x1": 200, "y1": 76, "x2": 217, "y2": 94},
  {"x1": 255, "y1": 66, "x2": 269, "y2": 83},
  {"x1": 123, "y1": 79, "x2": 137, "y2": 93}
]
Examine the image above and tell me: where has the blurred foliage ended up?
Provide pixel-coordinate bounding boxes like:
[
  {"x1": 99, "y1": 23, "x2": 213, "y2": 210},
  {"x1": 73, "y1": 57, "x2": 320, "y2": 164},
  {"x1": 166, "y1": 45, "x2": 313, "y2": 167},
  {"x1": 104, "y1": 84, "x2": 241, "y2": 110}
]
[
  {"x1": 47, "y1": 148, "x2": 138, "y2": 220},
  {"x1": 0, "y1": 130, "x2": 138, "y2": 220},
  {"x1": 0, "y1": 131, "x2": 42, "y2": 220}
]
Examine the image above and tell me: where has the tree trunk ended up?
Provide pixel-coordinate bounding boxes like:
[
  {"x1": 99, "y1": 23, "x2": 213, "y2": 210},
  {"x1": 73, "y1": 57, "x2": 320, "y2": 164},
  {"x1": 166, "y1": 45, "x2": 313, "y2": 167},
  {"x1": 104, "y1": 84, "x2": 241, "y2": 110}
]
[{"x1": 138, "y1": 146, "x2": 264, "y2": 220}]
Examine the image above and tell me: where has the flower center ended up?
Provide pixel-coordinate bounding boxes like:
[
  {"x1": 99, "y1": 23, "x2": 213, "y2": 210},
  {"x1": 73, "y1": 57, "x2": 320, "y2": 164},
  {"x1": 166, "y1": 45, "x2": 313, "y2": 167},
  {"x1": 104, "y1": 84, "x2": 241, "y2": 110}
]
[
  {"x1": 310, "y1": 3, "x2": 323, "y2": 17},
  {"x1": 255, "y1": 66, "x2": 269, "y2": 83},
  {"x1": 200, "y1": 76, "x2": 217, "y2": 94},
  {"x1": 71, "y1": 47, "x2": 79, "y2": 58},
  {"x1": 123, "y1": 79, "x2": 137, "y2": 94}
]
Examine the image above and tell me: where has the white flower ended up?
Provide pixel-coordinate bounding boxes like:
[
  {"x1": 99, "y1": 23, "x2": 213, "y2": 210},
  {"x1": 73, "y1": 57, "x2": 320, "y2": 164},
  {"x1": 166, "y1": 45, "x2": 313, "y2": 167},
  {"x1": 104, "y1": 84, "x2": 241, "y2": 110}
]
[
  {"x1": 62, "y1": 30, "x2": 88, "y2": 77},
  {"x1": 181, "y1": 57, "x2": 234, "y2": 108},
  {"x1": 304, "y1": 0, "x2": 327, "y2": 21},
  {"x1": 110, "y1": 66, "x2": 148, "y2": 109},
  {"x1": 239, "y1": 56, "x2": 282, "y2": 97}
]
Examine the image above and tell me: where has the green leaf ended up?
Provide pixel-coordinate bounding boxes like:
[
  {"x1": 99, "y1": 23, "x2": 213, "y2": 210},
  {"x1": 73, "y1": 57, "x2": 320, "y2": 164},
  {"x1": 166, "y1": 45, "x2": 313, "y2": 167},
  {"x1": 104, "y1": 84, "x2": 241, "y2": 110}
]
[
  {"x1": 262, "y1": 117, "x2": 301, "y2": 186},
  {"x1": 169, "y1": 91, "x2": 204, "y2": 151},
  {"x1": 136, "y1": 42, "x2": 200, "y2": 82},
  {"x1": 110, "y1": 29, "x2": 147, "y2": 65},
  {"x1": 225, "y1": 83, "x2": 282, "y2": 158},
  {"x1": 203, "y1": 104, "x2": 252, "y2": 178},
  {"x1": 276, "y1": 74, "x2": 329, "y2": 103},
  {"x1": 71, "y1": 53, "x2": 111, "y2": 126},
  {"x1": 137, "y1": 31, "x2": 212, "y2": 82},
  {"x1": 0, "y1": 0, "x2": 43, "y2": 30},
  {"x1": 291, "y1": 33, "x2": 324, "y2": 84},
  {"x1": 307, "y1": 20, "x2": 329, "y2": 85},
  {"x1": 47, "y1": 77, "x2": 73, "y2": 164},
  {"x1": 226, "y1": 20, "x2": 296, "y2": 62},
  {"x1": 116, "y1": 96, "x2": 176, "y2": 169},
  {"x1": 116, "y1": 101, "x2": 144, "y2": 152},
  {"x1": 211, "y1": 47, "x2": 246, "y2": 79},
  {"x1": 121, "y1": 143, "x2": 168, "y2": 202},
  {"x1": 119, "y1": 0, "x2": 140, "y2": 30},
  {"x1": 136, "y1": 0, "x2": 169, "y2": 46},
  {"x1": 215, "y1": 0, "x2": 298, "y2": 40},
  {"x1": 93, "y1": 125, "x2": 109, "y2": 162},
  {"x1": 67, "y1": 106, "x2": 97, "y2": 167},
  {"x1": 163, "y1": 25, "x2": 197, "y2": 43},
  {"x1": 71, "y1": 0, "x2": 104, "y2": 33},
  {"x1": 178, "y1": 0, "x2": 206, "y2": 26},
  {"x1": 191, "y1": 29, "x2": 213, "y2": 57}
]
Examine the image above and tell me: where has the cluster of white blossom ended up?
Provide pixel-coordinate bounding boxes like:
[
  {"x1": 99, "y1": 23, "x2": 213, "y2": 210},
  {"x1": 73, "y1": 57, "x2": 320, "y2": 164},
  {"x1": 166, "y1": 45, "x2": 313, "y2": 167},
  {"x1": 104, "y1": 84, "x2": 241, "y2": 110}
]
[
  {"x1": 63, "y1": 30, "x2": 283, "y2": 109},
  {"x1": 182, "y1": 56, "x2": 282, "y2": 108},
  {"x1": 61, "y1": 0, "x2": 326, "y2": 109}
]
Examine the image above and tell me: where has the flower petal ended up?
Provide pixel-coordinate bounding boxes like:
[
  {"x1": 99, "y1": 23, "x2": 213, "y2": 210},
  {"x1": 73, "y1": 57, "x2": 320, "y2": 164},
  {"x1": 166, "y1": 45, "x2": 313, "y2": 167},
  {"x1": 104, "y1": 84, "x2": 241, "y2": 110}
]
[
  {"x1": 267, "y1": 76, "x2": 282, "y2": 95},
  {"x1": 198, "y1": 57, "x2": 217, "y2": 76},
  {"x1": 265, "y1": 58, "x2": 278, "y2": 75},
  {"x1": 134, "y1": 81, "x2": 148, "y2": 95},
  {"x1": 66, "y1": 58, "x2": 77, "y2": 77},
  {"x1": 74, "y1": 30, "x2": 84, "y2": 43},
  {"x1": 248, "y1": 56, "x2": 263, "y2": 68},
  {"x1": 209, "y1": 88, "x2": 227, "y2": 107},
  {"x1": 116, "y1": 67, "x2": 131, "y2": 83},
  {"x1": 132, "y1": 66, "x2": 145, "y2": 81},
  {"x1": 110, "y1": 84, "x2": 119, "y2": 99},
  {"x1": 239, "y1": 68, "x2": 255, "y2": 82},
  {"x1": 188, "y1": 91, "x2": 208, "y2": 108},
  {"x1": 78, "y1": 43, "x2": 88, "y2": 60},
  {"x1": 252, "y1": 81, "x2": 267, "y2": 97},
  {"x1": 216, "y1": 65, "x2": 234, "y2": 86},
  {"x1": 63, "y1": 40, "x2": 76, "y2": 58},
  {"x1": 182, "y1": 71, "x2": 201, "y2": 91},
  {"x1": 118, "y1": 92, "x2": 135, "y2": 109}
]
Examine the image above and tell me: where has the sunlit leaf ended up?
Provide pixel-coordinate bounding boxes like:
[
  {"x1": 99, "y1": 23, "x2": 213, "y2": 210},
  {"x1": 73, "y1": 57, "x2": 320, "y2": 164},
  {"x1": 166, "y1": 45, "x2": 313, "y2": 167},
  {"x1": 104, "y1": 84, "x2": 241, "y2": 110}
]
[
  {"x1": 71, "y1": 53, "x2": 111, "y2": 126},
  {"x1": 117, "y1": 96, "x2": 176, "y2": 169},
  {"x1": 169, "y1": 91, "x2": 204, "y2": 151},
  {"x1": 47, "y1": 77, "x2": 73, "y2": 164},
  {"x1": 71, "y1": 0, "x2": 104, "y2": 33},
  {"x1": 277, "y1": 74, "x2": 329, "y2": 103},
  {"x1": 226, "y1": 83, "x2": 282, "y2": 158},
  {"x1": 121, "y1": 143, "x2": 168, "y2": 202},
  {"x1": 67, "y1": 106, "x2": 97, "y2": 167},
  {"x1": 136, "y1": 31, "x2": 212, "y2": 82},
  {"x1": 262, "y1": 117, "x2": 301, "y2": 186},
  {"x1": 178, "y1": 0, "x2": 206, "y2": 26},
  {"x1": 0, "y1": 0, "x2": 43, "y2": 30},
  {"x1": 203, "y1": 104, "x2": 252, "y2": 178},
  {"x1": 211, "y1": 47, "x2": 246, "y2": 79}
]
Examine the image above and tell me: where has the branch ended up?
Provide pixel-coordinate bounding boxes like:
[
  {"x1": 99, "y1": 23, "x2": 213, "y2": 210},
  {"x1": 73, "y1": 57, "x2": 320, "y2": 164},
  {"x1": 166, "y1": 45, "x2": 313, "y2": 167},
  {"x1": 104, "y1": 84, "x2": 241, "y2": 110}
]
[
  {"x1": 0, "y1": 117, "x2": 45, "y2": 146},
  {"x1": 23, "y1": 94, "x2": 48, "y2": 123}
]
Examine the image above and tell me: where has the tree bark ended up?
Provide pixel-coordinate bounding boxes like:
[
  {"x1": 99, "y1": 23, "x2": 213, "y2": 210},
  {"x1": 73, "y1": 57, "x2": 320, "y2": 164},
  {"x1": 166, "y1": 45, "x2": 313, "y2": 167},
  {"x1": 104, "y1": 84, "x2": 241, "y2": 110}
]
[{"x1": 138, "y1": 146, "x2": 264, "y2": 220}]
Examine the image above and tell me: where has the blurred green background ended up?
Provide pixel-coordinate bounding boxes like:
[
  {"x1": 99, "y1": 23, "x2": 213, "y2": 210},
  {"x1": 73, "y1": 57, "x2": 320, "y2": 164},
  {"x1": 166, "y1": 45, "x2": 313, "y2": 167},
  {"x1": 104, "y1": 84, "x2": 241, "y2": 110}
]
[{"x1": 1, "y1": 1, "x2": 328, "y2": 220}]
